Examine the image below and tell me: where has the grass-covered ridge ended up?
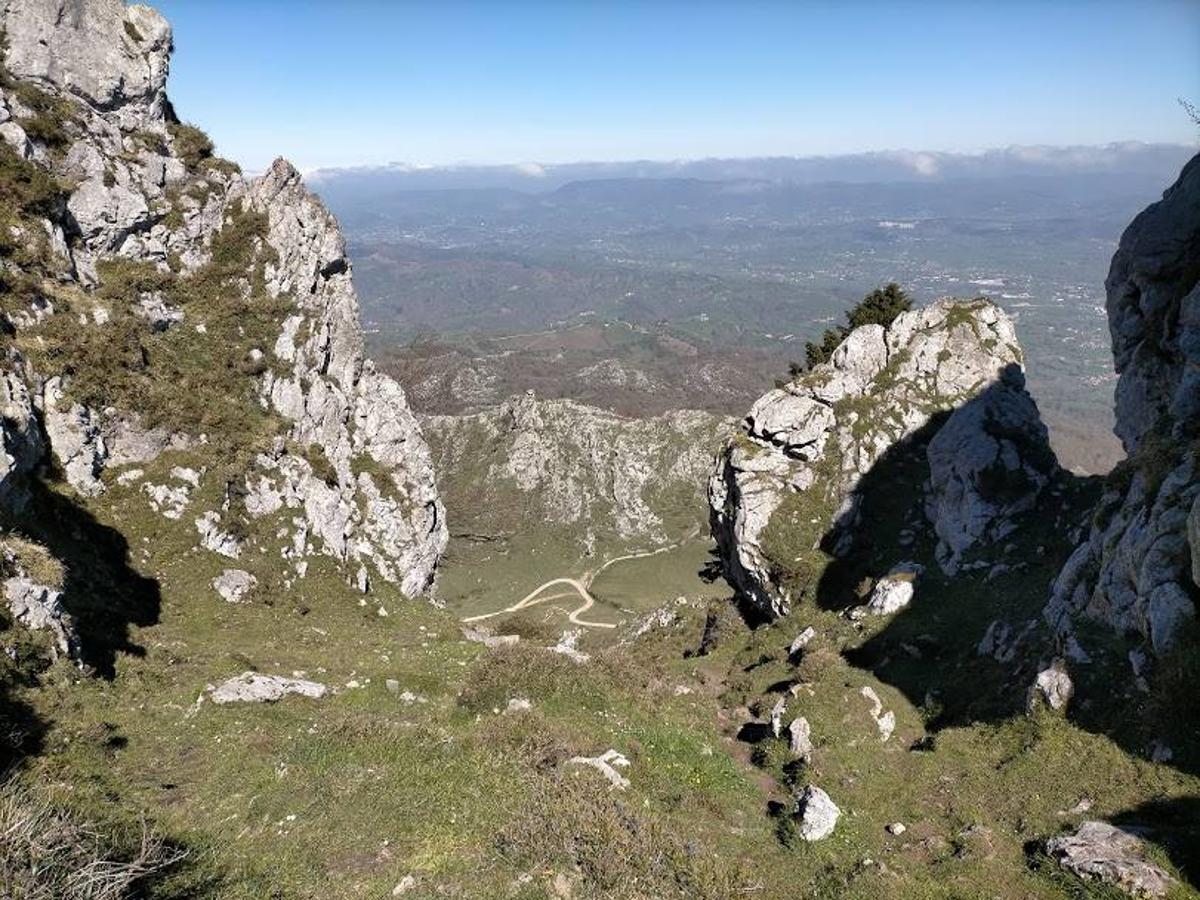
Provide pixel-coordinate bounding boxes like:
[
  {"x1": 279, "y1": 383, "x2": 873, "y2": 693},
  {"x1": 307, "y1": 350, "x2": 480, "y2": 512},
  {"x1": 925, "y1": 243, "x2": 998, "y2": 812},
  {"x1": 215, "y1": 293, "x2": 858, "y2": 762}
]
[{"x1": 19, "y1": 200, "x2": 290, "y2": 457}]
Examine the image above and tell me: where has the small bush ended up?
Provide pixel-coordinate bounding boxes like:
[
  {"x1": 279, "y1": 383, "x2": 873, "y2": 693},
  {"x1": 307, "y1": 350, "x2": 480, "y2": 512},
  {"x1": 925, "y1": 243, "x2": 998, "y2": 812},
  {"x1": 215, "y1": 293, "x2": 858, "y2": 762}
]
[
  {"x1": 167, "y1": 122, "x2": 214, "y2": 171},
  {"x1": 10, "y1": 82, "x2": 78, "y2": 151},
  {"x1": 801, "y1": 282, "x2": 911, "y2": 371},
  {"x1": 0, "y1": 140, "x2": 67, "y2": 218}
]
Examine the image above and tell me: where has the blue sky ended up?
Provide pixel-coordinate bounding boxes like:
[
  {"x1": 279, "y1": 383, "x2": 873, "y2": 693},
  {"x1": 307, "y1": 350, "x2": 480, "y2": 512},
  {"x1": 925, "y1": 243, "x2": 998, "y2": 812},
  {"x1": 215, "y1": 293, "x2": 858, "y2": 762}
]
[{"x1": 154, "y1": 0, "x2": 1199, "y2": 173}]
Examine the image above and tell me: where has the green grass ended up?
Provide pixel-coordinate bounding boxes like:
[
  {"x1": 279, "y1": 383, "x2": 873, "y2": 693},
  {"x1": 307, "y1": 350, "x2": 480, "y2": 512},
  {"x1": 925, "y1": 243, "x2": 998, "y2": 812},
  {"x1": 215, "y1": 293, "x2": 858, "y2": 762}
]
[{"x1": 21, "y1": 201, "x2": 289, "y2": 458}]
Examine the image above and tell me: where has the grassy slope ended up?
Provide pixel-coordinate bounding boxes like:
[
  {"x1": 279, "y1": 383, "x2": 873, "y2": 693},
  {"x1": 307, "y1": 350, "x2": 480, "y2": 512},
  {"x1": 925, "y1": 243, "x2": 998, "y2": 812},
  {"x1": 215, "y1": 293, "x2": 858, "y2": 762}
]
[{"x1": 5, "y1": 436, "x2": 1195, "y2": 898}]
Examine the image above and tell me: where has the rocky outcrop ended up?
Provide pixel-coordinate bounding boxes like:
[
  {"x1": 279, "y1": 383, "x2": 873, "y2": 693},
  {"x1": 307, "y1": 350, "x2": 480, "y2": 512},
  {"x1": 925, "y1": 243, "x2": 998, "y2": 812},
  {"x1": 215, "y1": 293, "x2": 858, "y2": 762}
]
[
  {"x1": 2, "y1": 0, "x2": 173, "y2": 128},
  {"x1": 248, "y1": 160, "x2": 446, "y2": 596},
  {"x1": 0, "y1": 541, "x2": 75, "y2": 660},
  {"x1": 1046, "y1": 154, "x2": 1200, "y2": 652},
  {"x1": 424, "y1": 392, "x2": 727, "y2": 548},
  {"x1": 925, "y1": 365, "x2": 1057, "y2": 574},
  {"x1": 0, "y1": 0, "x2": 446, "y2": 597},
  {"x1": 709, "y1": 299, "x2": 1048, "y2": 616}
]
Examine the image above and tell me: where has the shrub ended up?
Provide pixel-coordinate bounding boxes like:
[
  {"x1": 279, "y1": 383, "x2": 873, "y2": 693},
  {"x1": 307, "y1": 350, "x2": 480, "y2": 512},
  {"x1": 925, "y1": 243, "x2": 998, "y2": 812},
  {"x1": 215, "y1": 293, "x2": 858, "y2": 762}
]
[
  {"x1": 0, "y1": 140, "x2": 67, "y2": 218},
  {"x1": 801, "y1": 282, "x2": 911, "y2": 371},
  {"x1": 167, "y1": 122, "x2": 214, "y2": 171},
  {"x1": 10, "y1": 82, "x2": 78, "y2": 151}
]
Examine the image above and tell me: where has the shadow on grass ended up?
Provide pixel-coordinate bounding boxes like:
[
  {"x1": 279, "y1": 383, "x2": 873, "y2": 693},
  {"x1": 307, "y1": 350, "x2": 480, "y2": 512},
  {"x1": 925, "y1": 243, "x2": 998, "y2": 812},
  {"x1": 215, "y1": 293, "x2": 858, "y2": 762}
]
[
  {"x1": 2, "y1": 478, "x2": 161, "y2": 679},
  {"x1": 1112, "y1": 795, "x2": 1200, "y2": 886}
]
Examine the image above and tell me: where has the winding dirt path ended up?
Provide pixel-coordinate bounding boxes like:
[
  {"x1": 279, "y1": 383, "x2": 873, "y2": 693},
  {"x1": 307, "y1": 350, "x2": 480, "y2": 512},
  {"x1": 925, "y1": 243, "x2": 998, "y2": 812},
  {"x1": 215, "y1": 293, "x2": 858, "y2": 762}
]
[{"x1": 461, "y1": 541, "x2": 684, "y2": 631}]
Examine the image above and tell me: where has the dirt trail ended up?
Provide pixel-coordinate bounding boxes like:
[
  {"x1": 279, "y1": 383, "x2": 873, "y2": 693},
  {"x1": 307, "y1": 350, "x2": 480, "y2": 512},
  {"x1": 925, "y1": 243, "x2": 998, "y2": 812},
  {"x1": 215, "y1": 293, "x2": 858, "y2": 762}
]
[{"x1": 461, "y1": 541, "x2": 682, "y2": 630}]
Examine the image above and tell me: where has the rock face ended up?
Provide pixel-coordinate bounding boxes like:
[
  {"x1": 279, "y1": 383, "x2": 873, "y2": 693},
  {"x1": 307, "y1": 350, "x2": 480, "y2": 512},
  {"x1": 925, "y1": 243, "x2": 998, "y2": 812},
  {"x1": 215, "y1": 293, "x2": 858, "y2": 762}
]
[
  {"x1": 424, "y1": 392, "x2": 727, "y2": 548},
  {"x1": 1046, "y1": 154, "x2": 1200, "y2": 653},
  {"x1": 1, "y1": 549, "x2": 75, "y2": 659},
  {"x1": 2, "y1": 0, "x2": 173, "y2": 129},
  {"x1": 0, "y1": 358, "x2": 44, "y2": 514},
  {"x1": 1046, "y1": 821, "x2": 1175, "y2": 898},
  {"x1": 710, "y1": 299, "x2": 1050, "y2": 616},
  {"x1": 925, "y1": 365, "x2": 1057, "y2": 574},
  {"x1": 0, "y1": 0, "x2": 446, "y2": 599}
]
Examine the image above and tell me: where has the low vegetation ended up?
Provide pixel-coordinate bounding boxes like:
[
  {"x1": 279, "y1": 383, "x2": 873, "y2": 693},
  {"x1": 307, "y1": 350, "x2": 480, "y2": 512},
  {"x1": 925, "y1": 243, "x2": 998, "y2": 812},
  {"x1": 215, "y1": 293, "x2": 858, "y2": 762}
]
[
  {"x1": 795, "y1": 282, "x2": 912, "y2": 373},
  {"x1": 0, "y1": 776, "x2": 184, "y2": 900},
  {"x1": 20, "y1": 201, "x2": 289, "y2": 457}
]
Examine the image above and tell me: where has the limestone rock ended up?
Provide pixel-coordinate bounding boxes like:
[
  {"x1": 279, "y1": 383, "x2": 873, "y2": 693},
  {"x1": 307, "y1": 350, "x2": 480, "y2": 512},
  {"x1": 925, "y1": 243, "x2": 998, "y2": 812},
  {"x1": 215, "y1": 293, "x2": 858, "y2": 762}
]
[
  {"x1": 423, "y1": 392, "x2": 727, "y2": 547},
  {"x1": 789, "y1": 626, "x2": 817, "y2": 657},
  {"x1": 208, "y1": 672, "x2": 327, "y2": 704},
  {"x1": 0, "y1": 0, "x2": 447, "y2": 600},
  {"x1": 248, "y1": 160, "x2": 446, "y2": 597},
  {"x1": 1027, "y1": 660, "x2": 1073, "y2": 713},
  {"x1": 566, "y1": 749, "x2": 630, "y2": 789},
  {"x1": 710, "y1": 299, "x2": 1027, "y2": 617},
  {"x1": 195, "y1": 511, "x2": 241, "y2": 559},
  {"x1": 1047, "y1": 154, "x2": 1200, "y2": 652},
  {"x1": 0, "y1": 360, "x2": 44, "y2": 514},
  {"x1": 795, "y1": 784, "x2": 839, "y2": 841},
  {"x1": 41, "y1": 377, "x2": 106, "y2": 497},
  {"x1": 1046, "y1": 821, "x2": 1175, "y2": 897},
  {"x1": 1, "y1": 0, "x2": 173, "y2": 127},
  {"x1": 2, "y1": 547, "x2": 76, "y2": 661},
  {"x1": 925, "y1": 364, "x2": 1057, "y2": 574},
  {"x1": 212, "y1": 569, "x2": 256, "y2": 603},
  {"x1": 865, "y1": 563, "x2": 922, "y2": 616},
  {"x1": 460, "y1": 625, "x2": 519, "y2": 649},
  {"x1": 788, "y1": 716, "x2": 813, "y2": 761}
]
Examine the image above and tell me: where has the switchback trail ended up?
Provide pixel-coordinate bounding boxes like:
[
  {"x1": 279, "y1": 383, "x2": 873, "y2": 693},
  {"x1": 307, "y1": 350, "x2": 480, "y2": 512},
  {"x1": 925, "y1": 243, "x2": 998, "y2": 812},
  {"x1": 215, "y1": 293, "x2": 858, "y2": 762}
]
[{"x1": 461, "y1": 541, "x2": 683, "y2": 630}]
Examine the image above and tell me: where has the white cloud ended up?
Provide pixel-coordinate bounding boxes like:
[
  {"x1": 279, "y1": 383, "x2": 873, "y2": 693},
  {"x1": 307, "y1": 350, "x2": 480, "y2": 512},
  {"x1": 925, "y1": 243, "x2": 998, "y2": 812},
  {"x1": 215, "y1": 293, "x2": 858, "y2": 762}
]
[{"x1": 513, "y1": 162, "x2": 547, "y2": 177}]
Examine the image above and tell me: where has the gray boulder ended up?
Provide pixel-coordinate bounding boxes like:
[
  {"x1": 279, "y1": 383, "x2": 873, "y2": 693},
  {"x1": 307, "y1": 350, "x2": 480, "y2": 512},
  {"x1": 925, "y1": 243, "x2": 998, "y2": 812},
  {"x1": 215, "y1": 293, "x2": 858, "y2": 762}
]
[
  {"x1": 925, "y1": 365, "x2": 1057, "y2": 574},
  {"x1": 865, "y1": 562, "x2": 923, "y2": 616},
  {"x1": 209, "y1": 672, "x2": 327, "y2": 705},
  {"x1": 1046, "y1": 821, "x2": 1175, "y2": 897},
  {"x1": 795, "y1": 784, "x2": 839, "y2": 841},
  {"x1": 1047, "y1": 154, "x2": 1200, "y2": 652},
  {"x1": 1027, "y1": 660, "x2": 1073, "y2": 713},
  {"x1": 212, "y1": 569, "x2": 256, "y2": 603}
]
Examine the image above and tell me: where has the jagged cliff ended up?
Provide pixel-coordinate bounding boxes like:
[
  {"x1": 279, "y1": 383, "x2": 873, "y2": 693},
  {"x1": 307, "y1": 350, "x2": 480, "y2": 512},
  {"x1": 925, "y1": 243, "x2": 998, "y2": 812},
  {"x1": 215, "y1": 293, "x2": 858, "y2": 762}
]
[
  {"x1": 0, "y1": 0, "x2": 446, "y2": 640},
  {"x1": 709, "y1": 299, "x2": 1056, "y2": 617},
  {"x1": 424, "y1": 391, "x2": 726, "y2": 550},
  {"x1": 1047, "y1": 153, "x2": 1200, "y2": 653}
]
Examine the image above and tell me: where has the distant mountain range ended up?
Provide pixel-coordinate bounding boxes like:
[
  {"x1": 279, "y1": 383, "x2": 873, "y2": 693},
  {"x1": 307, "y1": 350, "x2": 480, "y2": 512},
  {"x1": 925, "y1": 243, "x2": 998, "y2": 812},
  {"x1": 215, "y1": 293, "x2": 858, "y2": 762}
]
[{"x1": 307, "y1": 141, "x2": 1194, "y2": 194}]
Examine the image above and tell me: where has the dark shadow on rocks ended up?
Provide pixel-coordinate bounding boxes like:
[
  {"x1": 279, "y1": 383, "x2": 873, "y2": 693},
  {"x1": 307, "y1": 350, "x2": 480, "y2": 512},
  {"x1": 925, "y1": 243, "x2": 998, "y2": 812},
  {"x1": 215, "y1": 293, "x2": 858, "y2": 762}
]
[
  {"x1": 806, "y1": 373, "x2": 1200, "y2": 774},
  {"x1": 736, "y1": 722, "x2": 774, "y2": 744},
  {"x1": 811, "y1": 411, "x2": 948, "y2": 614},
  {"x1": 0, "y1": 676, "x2": 46, "y2": 772},
  {"x1": 1, "y1": 478, "x2": 162, "y2": 679}
]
